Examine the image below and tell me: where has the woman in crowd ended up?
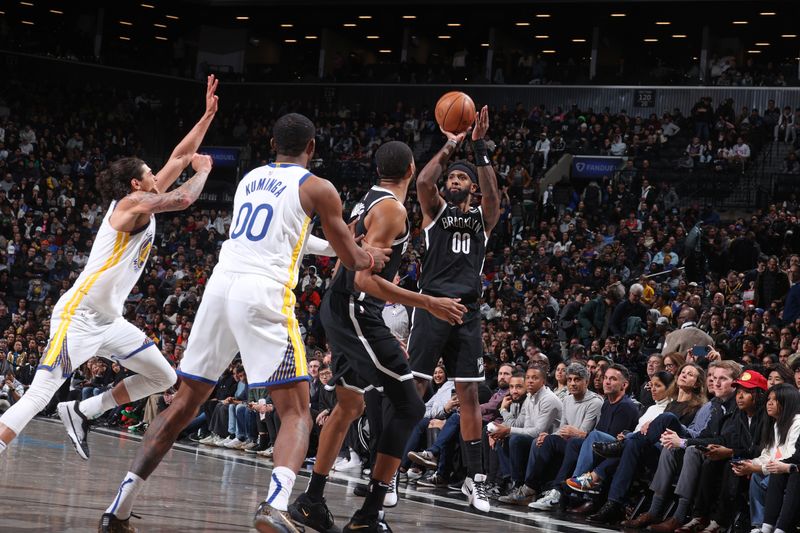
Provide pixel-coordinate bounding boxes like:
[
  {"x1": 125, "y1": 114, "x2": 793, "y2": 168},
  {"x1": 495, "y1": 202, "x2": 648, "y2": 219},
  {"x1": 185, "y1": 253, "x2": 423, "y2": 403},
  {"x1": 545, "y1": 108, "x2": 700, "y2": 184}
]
[
  {"x1": 732, "y1": 384, "x2": 800, "y2": 533},
  {"x1": 661, "y1": 369, "x2": 768, "y2": 533},
  {"x1": 567, "y1": 364, "x2": 705, "y2": 510}
]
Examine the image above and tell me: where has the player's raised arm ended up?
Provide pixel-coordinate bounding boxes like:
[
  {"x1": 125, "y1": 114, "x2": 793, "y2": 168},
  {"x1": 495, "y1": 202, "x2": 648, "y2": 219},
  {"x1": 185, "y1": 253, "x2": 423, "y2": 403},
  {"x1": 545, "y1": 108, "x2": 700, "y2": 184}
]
[
  {"x1": 354, "y1": 201, "x2": 466, "y2": 325},
  {"x1": 153, "y1": 75, "x2": 219, "y2": 194},
  {"x1": 303, "y1": 175, "x2": 391, "y2": 272},
  {"x1": 416, "y1": 128, "x2": 466, "y2": 224},
  {"x1": 472, "y1": 106, "x2": 500, "y2": 232},
  {"x1": 120, "y1": 154, "x2": 213, "y2": 216}
]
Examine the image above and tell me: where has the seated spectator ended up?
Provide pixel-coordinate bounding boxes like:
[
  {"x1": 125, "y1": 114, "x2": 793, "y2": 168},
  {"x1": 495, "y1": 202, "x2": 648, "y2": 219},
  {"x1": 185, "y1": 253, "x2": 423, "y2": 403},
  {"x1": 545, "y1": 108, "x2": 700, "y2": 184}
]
[
  {"x1": 568, "y1": 363, "x2": 708, "y2": 522},
  {"x1": 731, "y1": 384, "x2": 800, "y2": 533},
  {"x1": 527, "y1": 364, "x2": 639, "y2": 511},
  {"x1": 645, "y1": 368, "x2": 767, "y2": 532},
  {"x1": 498, "y1": 363, "x2": 602, "y2": 506},
  {"x1": 0, "y1": 370, "x2": 23, "y2": 412},
  {"x1": 491, "y1": 366, "x2": 563, "y2": 486}
]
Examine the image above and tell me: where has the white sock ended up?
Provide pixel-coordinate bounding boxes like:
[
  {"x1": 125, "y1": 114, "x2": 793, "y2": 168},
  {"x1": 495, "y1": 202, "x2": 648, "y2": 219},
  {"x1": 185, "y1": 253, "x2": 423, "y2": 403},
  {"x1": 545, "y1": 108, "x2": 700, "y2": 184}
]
[
  {"x1": 266, "y1": 466, "x2": 296, "y2": 512},
  {"x1": 106, "y1": 472, "x2": 145, "y2": 519},
  {"x1": 79, "y1": 391, "x2": 118, "y2": 420},
  {"x1": 0, "y1": 441, "x2": 7, "y2": 455}
]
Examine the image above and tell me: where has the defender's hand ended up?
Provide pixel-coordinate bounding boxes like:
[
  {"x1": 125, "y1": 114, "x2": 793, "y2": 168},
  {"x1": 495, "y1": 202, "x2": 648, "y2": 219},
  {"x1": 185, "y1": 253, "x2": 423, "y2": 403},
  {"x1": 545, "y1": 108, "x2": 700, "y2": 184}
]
[{"x1": 428, "y1": 297, "x2": 467, "y2": 325}]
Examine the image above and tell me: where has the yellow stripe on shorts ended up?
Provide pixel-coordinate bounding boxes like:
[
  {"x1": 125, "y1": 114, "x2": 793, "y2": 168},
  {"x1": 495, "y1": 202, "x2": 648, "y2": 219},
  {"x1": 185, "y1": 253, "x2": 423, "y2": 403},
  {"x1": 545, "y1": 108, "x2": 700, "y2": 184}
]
[
  {"x1": 42, "y1": 231, "x2": 131, "y2": 367},
  {"x1": 281, "y1": 217, "x2": 311, "y2": 378}
]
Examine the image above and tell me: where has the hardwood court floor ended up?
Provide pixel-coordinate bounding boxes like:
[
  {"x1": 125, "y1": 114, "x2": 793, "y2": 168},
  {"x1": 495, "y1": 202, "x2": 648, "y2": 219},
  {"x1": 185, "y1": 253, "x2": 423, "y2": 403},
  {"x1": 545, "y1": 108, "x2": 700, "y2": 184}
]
[{"x1": 0, "y1": 419, "x2": 620, "y2": 532}]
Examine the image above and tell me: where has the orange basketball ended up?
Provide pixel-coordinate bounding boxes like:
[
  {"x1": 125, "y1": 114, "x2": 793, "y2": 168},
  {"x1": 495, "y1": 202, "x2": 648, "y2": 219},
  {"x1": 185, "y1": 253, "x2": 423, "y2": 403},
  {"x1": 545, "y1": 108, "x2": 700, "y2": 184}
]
[{"x1": 435, "y1": 91, "x2": 476, "y2": 134}]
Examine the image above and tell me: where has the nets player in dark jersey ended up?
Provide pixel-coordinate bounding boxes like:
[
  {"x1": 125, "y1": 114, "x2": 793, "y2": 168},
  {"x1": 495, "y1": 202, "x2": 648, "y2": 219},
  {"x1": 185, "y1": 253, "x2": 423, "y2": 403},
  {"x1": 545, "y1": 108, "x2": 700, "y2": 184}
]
[
  {"x1": 289, "y1": 141, "x2": 466, "y2": 533},
  {"x1": 408, "y1": 105, "x2": 500, "y2": 512}
]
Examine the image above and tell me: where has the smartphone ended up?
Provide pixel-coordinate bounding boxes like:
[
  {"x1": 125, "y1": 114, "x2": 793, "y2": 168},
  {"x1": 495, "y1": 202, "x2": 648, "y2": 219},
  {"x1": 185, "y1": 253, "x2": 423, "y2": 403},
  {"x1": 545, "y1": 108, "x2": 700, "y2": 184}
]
[
  {"x1": 691, "y1": 345, "x2": 710, "y2": 359},
  {"x1": 730, "y1": 457, "x2": 744, "y2": 465}
]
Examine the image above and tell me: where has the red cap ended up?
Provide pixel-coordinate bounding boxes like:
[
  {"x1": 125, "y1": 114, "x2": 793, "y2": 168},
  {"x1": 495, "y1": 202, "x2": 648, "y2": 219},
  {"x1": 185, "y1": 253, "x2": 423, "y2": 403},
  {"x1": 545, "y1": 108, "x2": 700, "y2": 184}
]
[{"x1": 734, "y1": 370, "x2": 768, "y2": 391}]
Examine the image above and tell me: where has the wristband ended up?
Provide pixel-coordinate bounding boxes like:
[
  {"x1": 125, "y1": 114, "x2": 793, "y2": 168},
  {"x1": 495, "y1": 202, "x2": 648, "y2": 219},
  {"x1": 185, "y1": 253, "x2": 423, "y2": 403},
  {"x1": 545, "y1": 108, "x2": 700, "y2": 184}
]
[
  {"x1": 473, "y1": 139, "x2": 491, "y2": 166},
  {"x1": 446, "y1": 139, "x2": 458, "y2": 148}
]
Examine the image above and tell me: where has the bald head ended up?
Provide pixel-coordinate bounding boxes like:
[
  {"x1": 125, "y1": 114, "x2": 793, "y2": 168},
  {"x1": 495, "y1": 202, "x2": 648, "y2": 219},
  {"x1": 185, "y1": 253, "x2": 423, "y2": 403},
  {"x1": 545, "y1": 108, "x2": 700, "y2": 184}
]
[{"x1": 678, "y1": 306, "x2": 697, "y2": 326}]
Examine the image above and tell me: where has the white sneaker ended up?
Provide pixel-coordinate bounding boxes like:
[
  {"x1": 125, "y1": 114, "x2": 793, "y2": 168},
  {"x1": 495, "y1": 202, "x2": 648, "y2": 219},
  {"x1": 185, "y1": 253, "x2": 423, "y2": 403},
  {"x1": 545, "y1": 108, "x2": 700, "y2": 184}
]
[
  {"x1": 258, "y1": 446, "x2": 274, "y2": 458},
  {"x1": 383, "y1": 472, "x2": 398, "y2": 508},
  {"x1": 529, "y1": 488, "x2": 560, "y2": 511},
  {"x1": 224, "y1": 438, "x2": 247, "y2": 449},
  {"x1": 213, "y1": 435, "x2": 229, "y2": 447},
  {"x1": 407, "y1": 467, "x2": 424, "y2": 481},
  {"x1": 241, "y1": 440, "x2": 257, "y2": 451},
  {"x1": 462, "y1": 473, "x2": 490, "y2": 512},
  {"x1": 199, "y1": 433, "x2": 217, "y2": 445},
  {"x1": 333, "y1": 450, "x2": 361, "y2": 471}
]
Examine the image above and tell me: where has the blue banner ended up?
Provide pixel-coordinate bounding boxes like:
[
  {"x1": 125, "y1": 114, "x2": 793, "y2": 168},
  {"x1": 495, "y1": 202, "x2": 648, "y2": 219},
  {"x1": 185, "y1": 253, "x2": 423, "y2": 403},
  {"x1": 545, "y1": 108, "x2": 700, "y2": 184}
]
[
  {"x1": 571, "y1": 156, "x2": 624, "y2": 179},
  {"x1": 200, "y1": 146, "x2": 241, "y2": 168}
]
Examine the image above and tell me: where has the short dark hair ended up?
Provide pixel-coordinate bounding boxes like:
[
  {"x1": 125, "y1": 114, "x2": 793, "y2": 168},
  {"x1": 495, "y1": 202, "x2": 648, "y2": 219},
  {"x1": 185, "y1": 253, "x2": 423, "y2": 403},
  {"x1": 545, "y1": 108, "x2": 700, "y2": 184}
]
[
  {"x1": 273, "y1": 113, "x2": 315, "y2": 157},
  {"x1": 607, "y1": 363, "x2": 630, "y2": 383},
  {"x1": 96, "y1": 157, "x2": 145, "y2": 204},
  {"x1": 525, "y1": 365, "x2": 547, "y2": 380},
  {"x1": 375, "y1": 141, "x2": 413, "y2": 181},
  {"x1": 510, "y1": 372, "x2": 525, "y2": 380}
]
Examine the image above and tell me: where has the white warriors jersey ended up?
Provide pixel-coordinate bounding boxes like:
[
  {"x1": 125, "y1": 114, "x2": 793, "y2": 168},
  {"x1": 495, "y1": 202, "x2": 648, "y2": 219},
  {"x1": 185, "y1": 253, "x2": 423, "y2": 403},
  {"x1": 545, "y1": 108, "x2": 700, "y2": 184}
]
[
  {"x1": 54, "y1": 201, "x2": 155, "y2": 319},
  {"x1": 216, "y1": 162, "x2": 313, "y2": 288}
]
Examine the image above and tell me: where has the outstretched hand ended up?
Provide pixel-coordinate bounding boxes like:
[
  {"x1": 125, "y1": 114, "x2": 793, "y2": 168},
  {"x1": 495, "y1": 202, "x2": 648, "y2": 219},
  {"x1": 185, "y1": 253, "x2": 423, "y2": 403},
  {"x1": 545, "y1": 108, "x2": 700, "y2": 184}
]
[
  {"x1": 471, "y1": 105, "x2": 489, "y2": 141},
  {"x1": 205, "y1": 74, "x2": 219, "y2": 116},
  {"x1": 439, "y1": 126, "x2": 468, "y2": 146}
]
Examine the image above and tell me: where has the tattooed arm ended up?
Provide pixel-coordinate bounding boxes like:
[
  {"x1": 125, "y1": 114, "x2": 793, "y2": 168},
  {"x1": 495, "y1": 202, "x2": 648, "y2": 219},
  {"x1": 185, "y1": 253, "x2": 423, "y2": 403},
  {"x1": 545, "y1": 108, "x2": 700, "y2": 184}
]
[{"x1": 111, "y1": 154, "x2": 213, "y2": 231}]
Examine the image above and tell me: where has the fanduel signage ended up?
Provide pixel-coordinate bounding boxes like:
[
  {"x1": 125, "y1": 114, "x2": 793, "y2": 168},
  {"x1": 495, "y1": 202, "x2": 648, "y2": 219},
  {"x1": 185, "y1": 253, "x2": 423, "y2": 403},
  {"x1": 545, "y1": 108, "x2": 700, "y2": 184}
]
[
  {"x1": 571, "y1": 156, "x2": 624, "y2": 179},
  {"x1": 200, "y1": 146, "x2": 241, "y2": 168}
]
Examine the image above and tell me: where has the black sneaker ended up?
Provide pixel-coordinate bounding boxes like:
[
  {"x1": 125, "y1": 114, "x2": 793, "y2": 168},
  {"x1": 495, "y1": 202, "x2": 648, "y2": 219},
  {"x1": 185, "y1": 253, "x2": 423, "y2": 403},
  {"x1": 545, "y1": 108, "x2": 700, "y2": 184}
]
[
  {"x1": 288, "y1": 493, "x2": 341, "y2": 533},
  {"x1": 58, "y1": 400, "x2": 90, "y2": 460},
  {"x1": 253, "y1": 500, "x2": 305, "y2": 533},
  {"x1": 343, "y1": 510, "x2": 392, "y2": 532},
  {"x1": 245, "y1": 439, "x2": 271, "y2": 454},
  {"x1": 353, "y1": 484, "x2": 368, "y2": 497},
  {"x1": 98, "y1": 512, "x2": 138, "y2": 533}
]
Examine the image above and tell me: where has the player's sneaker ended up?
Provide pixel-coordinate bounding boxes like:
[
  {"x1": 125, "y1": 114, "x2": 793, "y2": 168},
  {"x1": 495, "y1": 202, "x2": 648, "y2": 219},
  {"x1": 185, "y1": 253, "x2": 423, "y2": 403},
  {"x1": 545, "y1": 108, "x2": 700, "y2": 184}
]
[
  {"x1": 288, "y1": 493, "x2": 341, "y2": 533},
  {"x1": 343, "y1": 509, "x2": 392, "y2": 532},
  {"x1": 383, "y1": 472, "x2": 398, "y2": 508},
  {"x1": 253, "y1": 500, "x2": 304, "y2": 533},
  {"x1": 57, "y1": 400, "x2": 90, "y2": 460},
  {"x1": 462, "y1": 473, "x2": 491, "y2": 512},
  {"x1": 98, "y1": 512, "x2": 138, "y2": 533}
]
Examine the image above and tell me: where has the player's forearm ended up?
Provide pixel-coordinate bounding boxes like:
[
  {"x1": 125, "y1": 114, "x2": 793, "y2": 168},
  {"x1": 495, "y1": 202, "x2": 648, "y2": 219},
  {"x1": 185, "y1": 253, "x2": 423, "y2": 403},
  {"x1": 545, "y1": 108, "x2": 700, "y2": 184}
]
[
  {"x1": 354, "y1": 273, "x2": 431, "y2": 309},
  {"x1": 174, "y1": 169, "x2": 211, "y2": 208},
  {"x1": 333, "y1": 242, "x2": 372, "y2": 271},
  {"x1": 159, "y1": 114, "x2": 215, "y2": 191},
  {"x1": 418, "y1": 140, "x2": 457, "y2": 190}
]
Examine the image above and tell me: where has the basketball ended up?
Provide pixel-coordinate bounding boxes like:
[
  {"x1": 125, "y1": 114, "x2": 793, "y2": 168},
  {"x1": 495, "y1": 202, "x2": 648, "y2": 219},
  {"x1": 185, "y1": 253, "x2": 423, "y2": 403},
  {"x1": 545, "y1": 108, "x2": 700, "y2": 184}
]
[{"x1": 435, "y1": 91, "x2": 476, "y2": 134}]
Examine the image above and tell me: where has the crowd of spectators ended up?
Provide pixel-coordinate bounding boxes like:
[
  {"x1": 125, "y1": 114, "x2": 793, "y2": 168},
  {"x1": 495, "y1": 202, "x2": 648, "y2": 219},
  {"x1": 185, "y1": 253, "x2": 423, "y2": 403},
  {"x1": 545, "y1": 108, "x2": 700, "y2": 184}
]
[{"x1": 2, "y1": 72, "x2": 800, "y2": 531}]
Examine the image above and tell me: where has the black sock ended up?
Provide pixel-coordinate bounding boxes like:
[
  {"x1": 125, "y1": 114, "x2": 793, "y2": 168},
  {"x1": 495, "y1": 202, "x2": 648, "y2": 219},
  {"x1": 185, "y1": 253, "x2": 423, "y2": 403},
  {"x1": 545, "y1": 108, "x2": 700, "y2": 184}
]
[
  {"x1": 464, "y1": 439, "x2": 483, "y2": 478},
  {"x1": 306, "y1": 471, "x2": 328, "y2": 502},
  {"x1": 361, "y1": 478, "x2": 389, "y2": 517}
]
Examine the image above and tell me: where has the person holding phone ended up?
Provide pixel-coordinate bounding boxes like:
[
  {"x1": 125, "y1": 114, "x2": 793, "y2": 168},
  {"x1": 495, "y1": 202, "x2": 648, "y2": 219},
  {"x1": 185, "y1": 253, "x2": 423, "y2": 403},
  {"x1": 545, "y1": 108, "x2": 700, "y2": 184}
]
[
  {"x1": 731, "y1": 384, "x2": 800, "y2": 533},
  {"x1": 645, "y1": 369, "x2": 767, "y2": 532},
  {"x1": 661, "y1": 307, "x2": 713, "y2": 356}
]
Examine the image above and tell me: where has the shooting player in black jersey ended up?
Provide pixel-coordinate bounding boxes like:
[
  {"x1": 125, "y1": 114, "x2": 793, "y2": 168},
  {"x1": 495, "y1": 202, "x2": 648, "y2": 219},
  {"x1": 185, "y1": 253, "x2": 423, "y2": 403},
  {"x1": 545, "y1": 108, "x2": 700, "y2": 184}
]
[
  {"x1": 289, "y1": 141, "x2": 466, "y2": 533},
  {"x1": 408, "y1": 105, "x2": 500, "y2": 512}
]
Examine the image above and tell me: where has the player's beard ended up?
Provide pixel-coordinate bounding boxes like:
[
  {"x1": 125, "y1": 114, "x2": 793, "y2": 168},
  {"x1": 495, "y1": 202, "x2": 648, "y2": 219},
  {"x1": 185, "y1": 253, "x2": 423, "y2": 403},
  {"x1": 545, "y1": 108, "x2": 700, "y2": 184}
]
[{"x1": 444, "y1": 187, "x2": 469, "y2": 204}]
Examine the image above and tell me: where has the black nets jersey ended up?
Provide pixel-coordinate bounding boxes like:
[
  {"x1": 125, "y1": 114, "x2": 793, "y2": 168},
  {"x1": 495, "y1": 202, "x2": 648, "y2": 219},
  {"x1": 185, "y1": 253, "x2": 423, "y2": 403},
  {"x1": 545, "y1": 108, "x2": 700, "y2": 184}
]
[
  {"x1": 329, "y1": 186, "x2": 409, "y2": 315},
  {"x1": 419, "y1": 202, "x2": 486, "y2": 303}
]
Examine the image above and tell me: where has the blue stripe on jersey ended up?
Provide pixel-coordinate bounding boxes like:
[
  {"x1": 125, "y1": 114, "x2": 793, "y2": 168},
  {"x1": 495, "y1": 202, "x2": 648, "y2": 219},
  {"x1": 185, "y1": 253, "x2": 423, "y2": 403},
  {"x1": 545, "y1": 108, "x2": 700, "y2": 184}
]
[
  {"x1": 268, "y1": 162, "x2": 301, "y2": 168},
  {"x1": 299, "y1": 172, "x2": 312, "y2": 186}
]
